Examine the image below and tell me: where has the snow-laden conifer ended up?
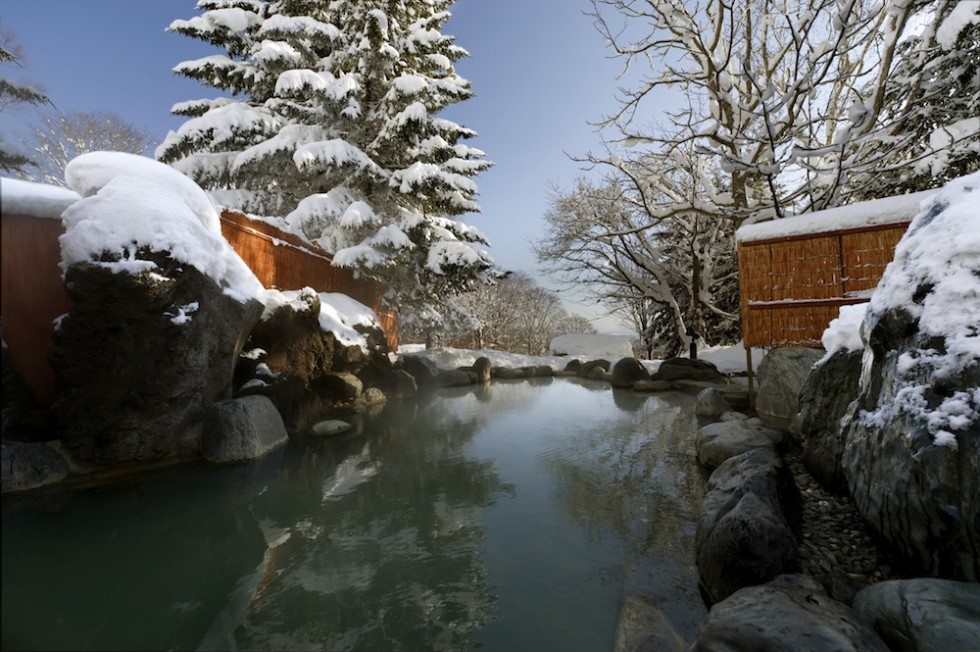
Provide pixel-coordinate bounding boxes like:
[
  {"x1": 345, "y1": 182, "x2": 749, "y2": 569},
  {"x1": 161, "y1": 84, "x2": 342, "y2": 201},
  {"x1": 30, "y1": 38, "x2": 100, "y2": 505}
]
[{"x1": 159, "y1": 0, "x2": 494, "y2": 318}]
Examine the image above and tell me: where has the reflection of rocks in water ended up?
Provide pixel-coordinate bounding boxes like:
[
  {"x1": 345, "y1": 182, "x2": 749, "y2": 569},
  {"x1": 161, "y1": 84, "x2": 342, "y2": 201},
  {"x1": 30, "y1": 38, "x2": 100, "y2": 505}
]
[
  {"x1": 204, "y1": 390, "x2": 513, "y2": 650},
  {"x1": 1, "y1": 459, "x2": 274, "y2": 651},
  {"x1": 612, "y1": 387, "x2": 650, "y2": 412}
]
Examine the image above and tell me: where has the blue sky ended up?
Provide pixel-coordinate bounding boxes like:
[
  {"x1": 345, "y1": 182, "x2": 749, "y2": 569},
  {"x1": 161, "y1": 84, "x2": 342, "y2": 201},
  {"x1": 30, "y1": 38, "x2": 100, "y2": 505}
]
[{"x1": 0, "y1": 0, "x2": 654, "y2": 330}]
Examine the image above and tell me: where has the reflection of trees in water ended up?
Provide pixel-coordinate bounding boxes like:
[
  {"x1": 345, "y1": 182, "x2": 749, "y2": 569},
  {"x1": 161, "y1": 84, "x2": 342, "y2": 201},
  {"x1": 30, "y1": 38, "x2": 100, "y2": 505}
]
[
  {"x1": 543, "y1": 393, "x2": 706, "y2": 559},
  {"x1": 203, "y1": 389, "x2": 515, "y2": 651}
]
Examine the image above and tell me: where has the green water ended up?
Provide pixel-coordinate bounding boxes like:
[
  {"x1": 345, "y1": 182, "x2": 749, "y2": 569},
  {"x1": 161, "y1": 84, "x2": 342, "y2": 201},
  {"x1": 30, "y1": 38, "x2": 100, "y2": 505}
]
[{"x1": 1, "y1": 378, "x2": 707, "y2": 651}]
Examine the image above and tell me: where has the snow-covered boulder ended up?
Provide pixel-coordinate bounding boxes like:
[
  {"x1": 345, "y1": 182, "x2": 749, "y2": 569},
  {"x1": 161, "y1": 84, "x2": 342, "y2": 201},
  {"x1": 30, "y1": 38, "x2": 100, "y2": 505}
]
[
  {"x1": 52, "y1": 153, "x2": 265, "y2": 465},
  {"x1": 841, "y1": 173, "x2": 980, "y2": 581},
  {"x1": 238, "y1": 288, "x2": 392, "y2": 432},
  {"x1": 54, "y1": 253, "x2": 263, "y2": 465}
]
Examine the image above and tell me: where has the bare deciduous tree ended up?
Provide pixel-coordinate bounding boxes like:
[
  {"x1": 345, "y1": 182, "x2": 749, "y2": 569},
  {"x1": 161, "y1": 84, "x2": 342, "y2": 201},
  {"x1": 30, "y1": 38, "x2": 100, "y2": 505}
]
[{"x1": 22, "y1": 110, "x2": 152, "y2": 186}]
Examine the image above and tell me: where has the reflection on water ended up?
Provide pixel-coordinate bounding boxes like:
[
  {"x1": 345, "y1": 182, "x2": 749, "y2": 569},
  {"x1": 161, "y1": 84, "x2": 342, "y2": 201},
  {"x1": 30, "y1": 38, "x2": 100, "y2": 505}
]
[{"x1": 2, "y1": 379, "x2": 706, "y2": 651}]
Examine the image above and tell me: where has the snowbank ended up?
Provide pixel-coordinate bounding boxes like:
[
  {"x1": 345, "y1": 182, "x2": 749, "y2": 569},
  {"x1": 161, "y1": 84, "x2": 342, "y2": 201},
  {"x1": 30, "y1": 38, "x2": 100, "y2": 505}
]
[
  {"x1": 59, "y1": 152, "x2": 264, "y2": 303},
  {"x1": 549, "y1": 333, "x2": 633, "y2": 358},
  {"x1": 0, "y1": 177, "x2": 80, "y2": 219},
  {"x1": 736, "y1": 189, "x2": 934, "y2": 242}
]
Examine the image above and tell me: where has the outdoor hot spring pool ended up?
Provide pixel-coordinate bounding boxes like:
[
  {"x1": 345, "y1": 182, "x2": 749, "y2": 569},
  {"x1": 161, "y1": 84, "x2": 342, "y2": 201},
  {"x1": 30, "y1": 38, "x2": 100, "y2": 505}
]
[{"x1": 1, "y1": 378, "x2": 708, "y2": 651}]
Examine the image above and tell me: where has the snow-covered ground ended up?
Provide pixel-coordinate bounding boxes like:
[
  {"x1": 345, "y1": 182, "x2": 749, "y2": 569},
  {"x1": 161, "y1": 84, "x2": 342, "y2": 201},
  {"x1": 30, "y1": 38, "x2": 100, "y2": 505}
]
[{"x1": 398, "y1": 340, "x2": 765, "y2": 375}]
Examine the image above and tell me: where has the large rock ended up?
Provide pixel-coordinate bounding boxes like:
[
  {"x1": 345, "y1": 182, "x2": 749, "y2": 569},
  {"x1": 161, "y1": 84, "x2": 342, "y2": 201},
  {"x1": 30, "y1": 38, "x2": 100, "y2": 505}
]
[
  {"x1": 579, "y1": 359, "x2": 611, "y2": 378},
  {"x1": 238, "y1": 292, "x2": 391, "y2": 432},
  {"x1": 614, "y1": 596, "x2": 686, "y2": 652},
  {"x1": 795, "y1": 348, "x2": 862, "y2": 494},
  {"x1": 691, "y1": 574, "x2": 889, "y2": 651},
  {"x1": 651, "y1": 358, "x2": 727, "y2": 384},
  {"x1": 1, "y1": 441, "x2": 69, "y2": 493},
  {"x1": 202, "y1": 395, "x2": 288, "y2": 464},
  {"x1": 755, "y1": 347, "x2": 824, "y2": 432},
  {"x1": 610, "y1": 357, "x2": 649, "y2": 388},
  {"x1": 396, "y1": 354, "x2": 439, "y2": 386},
  {"x1": 852, "y1": 578, "x2": 980, "y2": 652},
  {"x1": 696, "y1": 448, "x2": 801, "y2": 604},
  {"x1": 696, "y1": 387, "x2": 732, "y2": 420},
  {"x1": 695, "y1": 418, "x2": 784, "y2": 470},
  {"x1": 52, "y1": 257, "x2": 262, "y2": 466},
  {"x1": 840, "y1": 188, "x2": 980, "y2": 582}
]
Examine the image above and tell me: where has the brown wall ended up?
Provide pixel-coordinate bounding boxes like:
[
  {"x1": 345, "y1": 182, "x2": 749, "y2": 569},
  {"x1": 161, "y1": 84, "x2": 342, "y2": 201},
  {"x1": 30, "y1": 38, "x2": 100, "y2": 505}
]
[
  {"x1": 738, "y1": 222, "x2": 908, "y2": 348},
  {"x1": 1, "y1": 214, "x2": 72, "y2": 406}
]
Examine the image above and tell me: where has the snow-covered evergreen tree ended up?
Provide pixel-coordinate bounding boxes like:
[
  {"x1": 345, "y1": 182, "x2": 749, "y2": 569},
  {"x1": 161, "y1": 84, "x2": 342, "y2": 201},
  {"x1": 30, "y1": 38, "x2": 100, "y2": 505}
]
[
  {"x1": 159, "y1": 0, "x2": 494, "y2": 317},
  {"x1": 850, "y1": 0, "x2": 979, "y2": 198},
  {"x1": 0, "y1": 37, "x2": 51, "y2": 174}
]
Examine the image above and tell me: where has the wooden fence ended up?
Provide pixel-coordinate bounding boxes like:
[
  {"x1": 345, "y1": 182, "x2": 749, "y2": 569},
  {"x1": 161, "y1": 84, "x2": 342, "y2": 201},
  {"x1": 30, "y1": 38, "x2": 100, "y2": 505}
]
[
  {"x1": 737, "y1": 222, "x2": 909, "y2": 348},
  {"x1": 219, "y1": 210, "x2": 399, "y2": 352}
]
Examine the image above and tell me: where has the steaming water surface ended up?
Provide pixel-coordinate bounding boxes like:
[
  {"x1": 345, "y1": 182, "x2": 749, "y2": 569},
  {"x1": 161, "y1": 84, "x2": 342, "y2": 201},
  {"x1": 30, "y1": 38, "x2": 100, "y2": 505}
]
[{"x1": 2, "y1": 378, "x2": 707, "y2": 651}]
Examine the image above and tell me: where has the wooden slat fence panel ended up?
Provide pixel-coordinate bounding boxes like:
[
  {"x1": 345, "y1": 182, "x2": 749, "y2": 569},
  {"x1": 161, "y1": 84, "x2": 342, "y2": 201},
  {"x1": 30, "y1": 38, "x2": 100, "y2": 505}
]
[{"x1": 738, "y1": 221, "x2": 910, "y2": 349}]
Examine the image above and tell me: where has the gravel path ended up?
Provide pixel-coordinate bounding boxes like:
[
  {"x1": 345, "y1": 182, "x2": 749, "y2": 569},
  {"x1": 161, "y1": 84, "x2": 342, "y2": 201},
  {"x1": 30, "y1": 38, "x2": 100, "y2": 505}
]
[{"x1": 785, "y1": 450, "x2": 895, "y2": 604}]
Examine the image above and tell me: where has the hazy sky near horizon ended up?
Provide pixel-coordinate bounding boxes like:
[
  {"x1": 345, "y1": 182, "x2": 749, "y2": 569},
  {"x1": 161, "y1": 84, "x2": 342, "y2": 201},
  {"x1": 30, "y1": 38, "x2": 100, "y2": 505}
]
[{"x1": 0, "y1": 0, "x2": 663, "y2": 331}]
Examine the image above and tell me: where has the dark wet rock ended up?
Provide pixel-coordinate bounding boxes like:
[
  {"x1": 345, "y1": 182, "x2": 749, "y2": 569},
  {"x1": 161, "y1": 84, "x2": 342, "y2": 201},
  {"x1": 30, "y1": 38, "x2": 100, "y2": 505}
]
[
  {"x1": 690, "y1": 574, "x2": 889, "y2": 651},
  {"x1": 563, "y1": 359, "x2": 583, "y2": 374},
  {"x1": 587, "y1": 366, "x2": 610, "y2": 381},
  {"x1": 523, "y1": 365, "x2": 554, "y2": 378},
  {"x1": 386, "y1": 369, "x2": 417, "y2": 400},
  {"x1": 491, "y1": 367, "x2": 526, "y2": 379},
  {"x1": 246, "y1": 290, "x2": 390, "y2": 387},
  {"x1": 651, "y1": 358, "x2": 727, "y2": 384},
  {"x1": 579, "y1": 359, "x2": 611, "y2": 378},
  {"x1": 202, "y1": 395, "x2": 288, "y2": 464},
  {"x1": 614, "y1": 596, "x2": 686, "y2": 652},
  {"x1": 634, "y1": 379, "x2": 673, "y2": 392},
  {"x1": 841, "y1": 304, "x2": 979, "y2": 580},
  {"x1": 472, "y1": 357, "x2": 492, "y2": 382},
  {"x1": 717, "y1": 387, "x2": 751, "y2": 412},
  {"x1": 437, "y1": 369, "x2": 477, "y2": 387},
  {"x1": 611, "y1": 357, "x2": 650, "y2": 388},
  {"x1": 319, "y1": 372, "x2": 363, "y2": 402},
  {"x1": 361, "y1": 386, "x2": 386, "y2": 406},
  {"x1": 755, "y1": 347, "x2": 824, "y2": 432},
  {"x1": 1, "y1": 440, "x2": 69, "y2": 493},
  {"x1": 852, "y1": 578, "x2": 980, "y2": 652},
  {"x1": 696, "y1": 448, "x2": 801, "y2": 604},
  {"x1": 53, "y1": 256, "x2": 262, "y2": 466},
  {"x1": 795, "y1": 348, "x2": 862, "y2": 494},
  {"x1": 310, "y1": 419, "x2": 351, "y2": 436},
  {"x1": 395, "y1": 353, "x2": 439, "y2": 386},
  {"x1": 696, "y1": 418, "x2": 785, "y2": 470},
  {"x1": 696, "y1": 388, "x2": 732, "y2": 420}
]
